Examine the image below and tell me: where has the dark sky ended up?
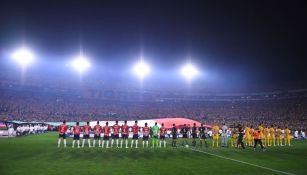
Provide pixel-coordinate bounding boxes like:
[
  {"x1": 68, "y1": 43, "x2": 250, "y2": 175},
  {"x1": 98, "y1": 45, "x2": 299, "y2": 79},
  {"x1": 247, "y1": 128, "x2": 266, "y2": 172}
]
[{"x1": 0, "y1": 0, "x2": 307, "y2": 88}]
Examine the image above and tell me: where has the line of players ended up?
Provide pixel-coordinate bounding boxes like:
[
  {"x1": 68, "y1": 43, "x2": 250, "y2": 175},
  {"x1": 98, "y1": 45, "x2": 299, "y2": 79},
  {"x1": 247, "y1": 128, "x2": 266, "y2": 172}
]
[
  {"x1": 58, "y1": 120, "x2": 292, "y2": 149},
  {"x1": 170, "y1": 123, "x2": 292, "y2": 149},
  {"x1": 57, "y1": 120, "x2": 168, "y2": 148},
  {"x1": 242, "y1": 124, "x2": 292, "y2": 147},
  {"x1": 215, "y1": 123, "x2": 292, "y2": 150}
]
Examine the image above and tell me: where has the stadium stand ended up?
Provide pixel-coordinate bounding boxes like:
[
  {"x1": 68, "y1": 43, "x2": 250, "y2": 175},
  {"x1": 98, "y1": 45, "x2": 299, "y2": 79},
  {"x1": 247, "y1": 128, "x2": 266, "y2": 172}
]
[{"x1": 0, "y1": 78, "x2": 306, "y2": 131}]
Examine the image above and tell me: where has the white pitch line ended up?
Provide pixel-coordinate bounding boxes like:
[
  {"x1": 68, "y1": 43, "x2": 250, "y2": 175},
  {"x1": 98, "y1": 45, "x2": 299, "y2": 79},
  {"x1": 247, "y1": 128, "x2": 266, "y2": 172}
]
[{"x1": 188, "y1": 148, "x2": 296, "y2": 175}]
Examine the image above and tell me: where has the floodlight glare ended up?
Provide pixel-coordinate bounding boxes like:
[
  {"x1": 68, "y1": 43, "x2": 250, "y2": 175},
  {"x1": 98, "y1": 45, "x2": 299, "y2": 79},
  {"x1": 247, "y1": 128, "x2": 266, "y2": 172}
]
[
  {"x1": 11, "y1": 48, "x2": 35, "y2": 67},
  {"x1": 181, "y1": 63, "x2": 199, "y2": 80},
  {"x1": 133, "y1": 61, "x2": 150, "y2": 78},
  {"x1": 71, "y1": 56, "x2": 91, "y2": 73}
]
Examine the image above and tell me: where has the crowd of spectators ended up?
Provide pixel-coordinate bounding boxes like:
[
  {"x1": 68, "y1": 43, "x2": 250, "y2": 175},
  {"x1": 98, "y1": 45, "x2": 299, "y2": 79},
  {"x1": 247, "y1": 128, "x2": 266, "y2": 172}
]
[{"x1": 0, "y1": 88, "x2": 306, "y2": 131}]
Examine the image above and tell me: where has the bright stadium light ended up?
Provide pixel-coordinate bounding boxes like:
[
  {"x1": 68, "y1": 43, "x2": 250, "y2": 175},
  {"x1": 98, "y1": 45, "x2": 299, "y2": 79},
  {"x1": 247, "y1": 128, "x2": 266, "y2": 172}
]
[
  {"x1": 133, "y1": 60, "x2": 150, "y2": 79},
  {"x1": 11, "y1": 48, "x2": 35, "y2": 67},
  {"x1": 181, "y1": 63, "x2": 199, "y2": 80},
  {"x1": 71, "y1": 56, "x2": 91, "y2": 73}
]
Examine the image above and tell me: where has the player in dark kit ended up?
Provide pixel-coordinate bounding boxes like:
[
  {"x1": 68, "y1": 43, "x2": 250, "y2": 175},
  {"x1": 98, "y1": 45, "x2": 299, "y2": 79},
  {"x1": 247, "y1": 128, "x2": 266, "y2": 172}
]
[
  {"x1": 237, "y1": 124, "x2": 245, "y2": 149},
  {"x1": 181, "y1": 124, "x2": 189, "y2": 146},
  {"x1": 171, "y1": 124, "x2": 177, "y2": 147},
  {"x1": 191, "y1": 123, "x2": 198, "y2": 147},
  {"x1": 198, "y1": 123, "x2": 208, "y2": 147}
]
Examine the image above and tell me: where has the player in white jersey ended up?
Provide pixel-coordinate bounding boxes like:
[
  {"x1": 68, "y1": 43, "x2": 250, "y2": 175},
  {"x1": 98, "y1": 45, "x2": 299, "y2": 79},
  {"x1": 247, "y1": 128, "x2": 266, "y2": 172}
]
[{"x1": 221, "y1": 123, "x2": 228, "y2": 147}]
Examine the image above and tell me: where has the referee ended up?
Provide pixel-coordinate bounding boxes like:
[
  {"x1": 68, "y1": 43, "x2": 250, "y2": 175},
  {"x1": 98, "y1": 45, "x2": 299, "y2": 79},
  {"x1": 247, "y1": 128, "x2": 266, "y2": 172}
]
[
  {"x1": 237, "y1": 124, "x2": 245, "y2": 149},
  {"x1": 171, "y1": 124, "x2": 177, "y2": 147}
]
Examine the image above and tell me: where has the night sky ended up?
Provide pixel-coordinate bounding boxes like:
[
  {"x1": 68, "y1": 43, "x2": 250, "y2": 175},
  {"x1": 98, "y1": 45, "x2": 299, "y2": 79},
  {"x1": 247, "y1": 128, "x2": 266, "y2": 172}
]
[{"x1": 0, "y1": 0, "x2": 307, "y2": 89}]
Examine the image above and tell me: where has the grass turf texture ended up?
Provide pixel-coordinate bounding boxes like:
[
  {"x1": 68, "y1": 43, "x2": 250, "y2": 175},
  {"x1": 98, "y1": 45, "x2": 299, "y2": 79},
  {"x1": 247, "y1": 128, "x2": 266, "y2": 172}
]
[{"x1": 0, "y1": 132, "x2": 306, "y2": 175}]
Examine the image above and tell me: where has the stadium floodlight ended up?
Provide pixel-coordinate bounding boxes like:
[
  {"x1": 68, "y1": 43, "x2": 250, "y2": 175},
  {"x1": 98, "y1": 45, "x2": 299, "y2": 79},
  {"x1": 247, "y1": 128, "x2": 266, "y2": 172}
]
[
  {"x1": 11, "y1": 48, "x2": 35, "y2": 67},
  {"x1": 133, "y1": 60, "x2": 150, "y2": 79},
  {"x1": 181, "y1": 63, "x2": 199, "y2": 80},
  {"x1": 70, "y1": 56, "x2": 91, "y2": 73}
]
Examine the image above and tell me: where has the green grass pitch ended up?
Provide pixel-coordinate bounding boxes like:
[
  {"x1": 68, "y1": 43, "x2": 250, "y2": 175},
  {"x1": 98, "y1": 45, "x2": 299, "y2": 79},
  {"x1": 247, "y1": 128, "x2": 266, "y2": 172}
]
[{"x1": 0, "y1": 132, "x2": 306, "y2": 175}]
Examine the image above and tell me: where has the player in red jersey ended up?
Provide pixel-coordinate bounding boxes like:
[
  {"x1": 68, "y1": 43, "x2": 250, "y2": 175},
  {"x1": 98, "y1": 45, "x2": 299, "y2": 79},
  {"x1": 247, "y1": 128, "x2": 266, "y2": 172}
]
[
  {"x1": 93, "y1": 121, "x2": 102, "y2": 147},
  {"x1": 82, "y1": 121, "x2": 92, "y2": 148},
  {"x1": 142, "y1": 123, "x2": 150, "y2": 148},
  {"x1": 72, "y1": 122, "x2": 81, "y2": 148},
  {"x1": 58, "y1": 120, "x2": 68, "y2": 148},
  {"x1": 131, "y1": 120, "x2": 139, "y2": 148},
  {"x1": 102, "y1": 122, "x2": 111, "y2": 148},
  {"x1": 159, "y1": 123, "x2": 167, "y2": 148},
  {"x1": 111, "y1": 120, "x2": 120, "y2": 148},
  {"x1": 121, "y1": 120, "x2": 129, "y2": 148}
]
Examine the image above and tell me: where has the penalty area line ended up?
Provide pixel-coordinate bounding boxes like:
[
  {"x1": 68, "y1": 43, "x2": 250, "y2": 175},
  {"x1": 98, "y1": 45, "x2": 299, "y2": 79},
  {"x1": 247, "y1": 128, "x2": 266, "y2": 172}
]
[{"x1": 188, "y1": 148, "x2": 296, "y2": 175}]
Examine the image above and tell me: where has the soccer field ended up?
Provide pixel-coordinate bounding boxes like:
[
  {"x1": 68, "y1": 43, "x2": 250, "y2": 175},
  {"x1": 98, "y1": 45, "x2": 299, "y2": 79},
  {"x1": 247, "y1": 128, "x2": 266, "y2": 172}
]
[{"x1": 0, "y1": 133, "x2": 306, "y2": 175}]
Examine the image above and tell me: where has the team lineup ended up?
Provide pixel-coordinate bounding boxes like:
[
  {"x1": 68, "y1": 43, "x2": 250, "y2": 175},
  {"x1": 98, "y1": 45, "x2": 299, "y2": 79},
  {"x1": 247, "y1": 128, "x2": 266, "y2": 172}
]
[{"x1": 57, "y1": 120, "x2": 293, "y2": 150}]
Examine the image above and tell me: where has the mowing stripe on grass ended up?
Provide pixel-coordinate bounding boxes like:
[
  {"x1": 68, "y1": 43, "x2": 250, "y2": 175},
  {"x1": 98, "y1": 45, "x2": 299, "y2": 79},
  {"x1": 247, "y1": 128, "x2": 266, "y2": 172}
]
[{"x1": 188, "y1": 148, "x2": 295, "y2": 175}]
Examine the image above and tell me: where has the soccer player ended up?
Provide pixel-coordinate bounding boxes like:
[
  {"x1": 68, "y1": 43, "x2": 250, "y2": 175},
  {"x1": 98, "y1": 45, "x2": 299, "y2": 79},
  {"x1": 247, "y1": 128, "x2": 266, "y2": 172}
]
[
  {"x1": 131, "y1": 120, "x2": 139, "y2": 148},
  {"x1": 191, "y1": 123, "x2": 198, "y2": 147},
  {"x1": 111, "y1": 120, "x2": 120, "y2": 148},
  {"x1": 277, "y1": 126, "x2": 283, "y2": 146},
  {"x1": 82, "y1": 121, "x2": 92, "y2": 148},
  {"x1": 250, "y1": 125, "x2": 254, "y2": 146},
  {"x1": 72, "y1": 122, "x2": 81, "y2": 148},
  {"x1": 142, "y1": 123, "x2": 150, "y2": 148},
  {"x1": 231, "y1": 127, "x2": 237, "y2": 147},
  {"x1": 253, "y1": 126, "x2": 265, "y2": 151},
  {"x1": 264, "y1": 126, "x2": 270, "y2": 147},
  {"x1": 152, "y1": 122, "x2": 160, "y2": 148},
  {"x1": 245, "y1": 125, "x2": 251, "y2": 147},
  {"x1": 269, "y1": 125, "x2": 276, "y2": 146},
  {"x1": 121, "y1": 120, "x2": 129, "y2": 148},
  {"x1": 198, "y1": 123, "x2": 208, "y2": 147},
  {"x1": 302, "y1": 129, "x2": 306, "y2": 139},
  {"x1": 58, "y1": 120, "x2": 68, "y2": 148},
  {"x1": 221, "y1": 123, "x2": 228, "y2": 147},
  {"x1": 237, "y1": 124, "x2": 245, "y2": 149},
  {"x1": 258, "y1": 123, "x2": 264, "y2": 146},
  {"x1": 180, "y1": 124, "x2": 189, "y2": 147},
  {"x1": 93, "y1": 121, "x2": 102, "y2": 147},
  {"x1": 171, "y1": 123, "x2": 177, "y2": 147},
  {"x1": 102, "y1": 122, "x2": 111, "y2": 148},
  {"x1": 159, "y1": 123, "x2": 167, "y2": 148},
  {"x1": 212, "y1": 124, "x2": 219, "y2": 148},
  {"x1": 285, "y1": 126, "x2": 291, "y2": 146}
]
